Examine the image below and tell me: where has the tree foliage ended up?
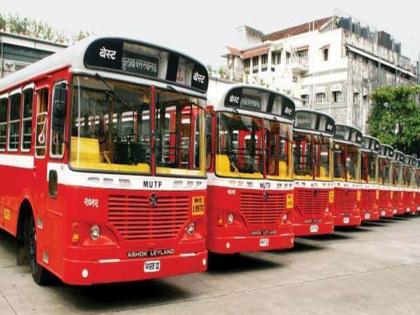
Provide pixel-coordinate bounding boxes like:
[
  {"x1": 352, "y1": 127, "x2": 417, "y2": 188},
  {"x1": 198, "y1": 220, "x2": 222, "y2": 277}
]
[
  {"x1": 368, "y1": 85, "x2": 420, "y2": 156},
  {"x1": 0, "y1": 13, "x2": 91, "y2": 44}
]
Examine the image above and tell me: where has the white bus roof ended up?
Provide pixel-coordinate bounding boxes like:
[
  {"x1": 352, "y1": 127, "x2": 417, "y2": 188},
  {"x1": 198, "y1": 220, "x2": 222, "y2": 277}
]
[
  {"x1": 208, "y1": 79, "x2": 295, "y2": 122},
  {"x1": 0, "y1": 36, "x2": 209, "y2": 95}
]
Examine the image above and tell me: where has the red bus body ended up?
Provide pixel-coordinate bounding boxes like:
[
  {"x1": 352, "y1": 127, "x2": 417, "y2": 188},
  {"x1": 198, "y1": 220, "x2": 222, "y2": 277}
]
[
  {"x1": 390, "y1": 151, "x2": 405, "y2": 216},
  {"x1": 360, "y1": 136, "x2": 381, "y2": 221},
  {"x1": 415, "y1": 160, "x2": 420, "y2": 212},
  {"x1": 0, "y1": 37, "x2": 210, "y2": 285},
  {"x1": 292, "y1": 110, "x2": 335, "y2": 236},
  {"x1": 206, "y1": 83, "x2": 295, "y2": 254},
  {"x1": 332, "y1": 125, "x2": 363, "y2": 227},
  {"x1": 377, "y1": 145, "x2": 395, "y2": 218},
  {"x1": 400, "y1": 155, "x2": 417, "y2": 215}
]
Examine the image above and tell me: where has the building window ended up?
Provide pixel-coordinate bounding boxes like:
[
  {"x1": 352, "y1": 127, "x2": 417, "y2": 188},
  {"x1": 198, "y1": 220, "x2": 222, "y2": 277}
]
[
  {"x1": 315, "y1": 92, "x2": 326, "y2": 104},
  {"x1": 8, "y1": 93, "x2": 21, "y2": 151},
  {"x1": 332, "y1": 91, "x2": 342, "y2": 103},
  {"x1": 244, "y1": 58, "x2": 250, "y2": 73},
  {"x1": 301, "y1": 94, "x2": 309, "y2": 106},
  {"x1": 271, "y1": 52, "x2": 281, "y2": 65},
  {"x1": 286, "y1": 52, "x2": 291, "y2": 64},
  {"x1": 363, "y1": 95, "x2": 369, "y2": 105},
  {"x1": 0, "y1": 98, "x2": 7, "y2": 151},
  {"x1": 21, "y1": 88, "x2": 33, "y2": 152},
  {"x1": 296, "y1": 50, "x2": 308, "y2": 64},
  {"x1": 252, "y1": 56, "x2": 259, "y2": 73},
  {"x1": 293, "y1": 75, "x2": 298, "y2": 83},
  {"x1": 323, "y1": 48, "x2": 329, "y2": 61},
  {"x1": 261, "y1": 54, "x2": 268, "y2": 72},
  {"x1": 353, "y1": 92, "x2": 360, "y2": 103}
]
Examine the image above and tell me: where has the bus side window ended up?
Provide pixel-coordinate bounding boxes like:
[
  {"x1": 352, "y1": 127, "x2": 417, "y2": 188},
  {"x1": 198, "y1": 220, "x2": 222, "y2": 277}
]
[
  {"x1": 50, "y1": 81, "x2": 67, "y2": 158},
  {"x1": 35, "y1": 88, "x2": 49, "y2": 158},
  {"x1": 21, "y1": 87, "x2": 33, "y2": 152},
  {"x1": 0, "y1": 97, "x2": 7, "y2": 151},
  {"x1": 8, "y1": 92, "x2": 21, "y2": 152}
]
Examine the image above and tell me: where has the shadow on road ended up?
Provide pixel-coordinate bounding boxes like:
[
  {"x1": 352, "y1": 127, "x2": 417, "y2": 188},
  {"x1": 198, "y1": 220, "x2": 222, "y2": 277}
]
[
  {"x1": 299, "y1": 232, "x2": 352, "y2": 242},
  {"x1": 207, "y1": 253, "x2": 281, "y2": 274},
  {"x1": 288, "y1": 240, "x2": 325, "y2": 252},
  {"x1": 334, "y1": 226, "x2": 373, "y2": 233},
  {"x1": 0, "y1": 229, "x2": 16, "y2": 255},
  {"x1": 54, "y1": 279, "x2": 191, "y2": 313}
]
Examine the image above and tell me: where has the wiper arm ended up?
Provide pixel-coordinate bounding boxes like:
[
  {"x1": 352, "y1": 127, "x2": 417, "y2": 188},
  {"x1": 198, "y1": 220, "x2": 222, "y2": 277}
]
[
  {"x1": 167, "y1": 84, "x2": 182, "y2": 96},
  {"x1": 95, "y1": 73, "x2": 130, "y2": 108}
]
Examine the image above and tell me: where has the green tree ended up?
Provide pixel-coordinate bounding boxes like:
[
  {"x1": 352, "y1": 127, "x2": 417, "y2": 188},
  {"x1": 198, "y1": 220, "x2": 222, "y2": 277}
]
[{"x1": 368, "y1": 85, "x2": 420, "y2": 156}]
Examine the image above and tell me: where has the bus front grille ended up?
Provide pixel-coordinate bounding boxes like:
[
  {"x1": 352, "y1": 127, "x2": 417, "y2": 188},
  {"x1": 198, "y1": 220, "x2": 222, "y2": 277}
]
[
  {"x1": 294, "y1": 189, "x2": 328, "y2": 215},
  {"x1": 378, "y1": 191, "x2": 391, "y2": 208},
  {"x1": 240, "y1": 191, "x2": 286, "y2": 225},
  {"x1": 108, "y1": 194, "x2": 189, "y2": 240},
  {"x1": 334, "y1": 189, "x2": 357, "y2": 213},
  {"x1": 360, "y1": 190, "x2": 376, "y2": 210}
]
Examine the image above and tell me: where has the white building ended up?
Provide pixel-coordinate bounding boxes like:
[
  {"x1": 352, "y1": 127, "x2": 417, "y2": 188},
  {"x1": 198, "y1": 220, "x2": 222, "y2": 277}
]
[
  {"x1": 0, "y1": 31, "x2": 66, "y2": 78},
  {"x1": 223, "y1": 16, "x2": 418, "y2": 132}
]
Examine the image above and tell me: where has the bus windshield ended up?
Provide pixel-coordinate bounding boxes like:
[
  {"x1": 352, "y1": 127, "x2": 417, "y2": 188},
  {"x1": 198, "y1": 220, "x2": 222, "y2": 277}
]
[
  {"x1": 293, "y1": 133, "x2": 331, "y2": 180},
  {"x1": 361, "y1": 152, "x2": 377, "y2": 183},
  {"x1": 378, "y1": 157, "x2": 391, "y2": 185},
  {"x1": 392, "y1": 162, "x2": 402, "y2": 186},
  {"x1": 266, "y1": 121, "x2": 292, "y2": 179},
  {"x1": 333, "y1": 143, "x2": 346, "y2": 180},
  {"x1": 70, "y1": 75, "x2": 205, "y2": 176},
  {"x1": 216, "y1": 112, "x2": 263, "y2": 178},
  {"x1": 347, "y1": 145, "x2": 359, "y2": 181}
]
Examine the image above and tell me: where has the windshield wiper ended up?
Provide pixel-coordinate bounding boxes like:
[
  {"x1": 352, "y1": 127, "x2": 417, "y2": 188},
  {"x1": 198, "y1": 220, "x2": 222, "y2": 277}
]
[{"x1": 94, "y1": 73, "x2": 130, "y2": 108}]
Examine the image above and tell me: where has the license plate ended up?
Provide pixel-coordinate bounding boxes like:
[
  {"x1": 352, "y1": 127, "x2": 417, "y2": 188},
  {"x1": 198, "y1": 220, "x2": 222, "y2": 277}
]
[
  {"x1": 365, "y1": 213, "x2": 371, "y2": 220},
  {"x1": 417, "y1": 207, "x2": 420, "y2": 211},
  {"x1": 144, "y1": 260, "x2": 160, "y2": 273},
  {"x1": 406, "y1": 208, "x2": 410, "y2": 212},
  {"x1": 310, "y1": 225, "x2": 319, "y2": 233},
  {"x1": 393, "y1": 209, "x2": 397, "y2": 214},
  {"x1": 381, "y1": 210, "x2": 386, "y2": 216},
  {"x1": 343, "y1": 217, "x2": 350, "y2": 224},
  {"x1": 259, "y1": 238, "x2": 269, "y2": 247}
]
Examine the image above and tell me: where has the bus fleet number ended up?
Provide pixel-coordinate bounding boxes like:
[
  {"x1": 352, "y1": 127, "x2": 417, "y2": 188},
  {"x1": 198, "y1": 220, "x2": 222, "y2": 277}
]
[{"x1": 84, "y1": 198, "x2": 99, "y2": 208}]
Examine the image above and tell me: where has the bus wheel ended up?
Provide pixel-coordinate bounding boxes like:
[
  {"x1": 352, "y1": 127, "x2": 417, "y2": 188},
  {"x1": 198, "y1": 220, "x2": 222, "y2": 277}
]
[{"x1": 25, "y1": 214, "x2": 53, "y2": 286}]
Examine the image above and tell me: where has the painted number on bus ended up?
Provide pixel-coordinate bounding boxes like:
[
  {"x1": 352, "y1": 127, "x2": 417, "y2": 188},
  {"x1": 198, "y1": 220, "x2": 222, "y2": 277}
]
[
  {"x1": 192, "y1": 196, "x2": 205, "y2": 216},
  {"x1": 84, "y1": 198, "x2": 99, "y2": 208},
  {"x1": 286, "y1": 194, "x2": 294, "y2": 209},
  {"x1": 3, "y1": 209, "x2": 11, "y2": 221},
  {"x1": 329, "y1": 191, "x2": 335, "y2": 203}
]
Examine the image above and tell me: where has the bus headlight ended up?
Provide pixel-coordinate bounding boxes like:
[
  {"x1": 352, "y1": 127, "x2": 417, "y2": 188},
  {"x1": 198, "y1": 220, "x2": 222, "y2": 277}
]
[
  {"x1": 186, "y1": 223, "x2": 196, "y2": 235},
  {"x1": 227, "y1": 213, "x2": 234, "y2": 224},
  {"x1": 90, "y1": 225, "x2": 101, "y2": 241},
  {"x1": 281, "y1": 214, "x2": 288, "y2": 223}
]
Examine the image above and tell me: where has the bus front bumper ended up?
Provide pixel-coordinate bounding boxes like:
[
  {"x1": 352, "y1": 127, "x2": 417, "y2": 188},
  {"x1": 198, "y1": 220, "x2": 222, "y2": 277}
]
[
  {"x1": 293, "y1": 222, "x2": 334, "y2": 237},
  {"x1": 207, "y1": 233, "x2": 294, "y2": 254},
  {"x1": 60, "y1": 250, "x2": 208, "y2": 285},
  {"x1": 360, "y1": 209, "x2": 380, "y2": 222},
  {"x1": 333, "y1": 215, "x2": 361, "y2": 227},
  {"x1": 379, "y1": 208, "x2": 394, "y2": 218}
]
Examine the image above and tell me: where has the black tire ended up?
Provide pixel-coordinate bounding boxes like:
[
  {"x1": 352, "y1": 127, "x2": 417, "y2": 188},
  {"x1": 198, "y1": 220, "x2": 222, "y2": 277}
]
[{"x1": 25, "y1": 213, "x2": 53, "y2": 286}]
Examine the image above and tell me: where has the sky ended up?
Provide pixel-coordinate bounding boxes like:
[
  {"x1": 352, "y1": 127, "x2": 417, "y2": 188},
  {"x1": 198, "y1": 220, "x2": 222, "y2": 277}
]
[{"x1": 2, "y1": 0, "x2": 420, "y2": 67}]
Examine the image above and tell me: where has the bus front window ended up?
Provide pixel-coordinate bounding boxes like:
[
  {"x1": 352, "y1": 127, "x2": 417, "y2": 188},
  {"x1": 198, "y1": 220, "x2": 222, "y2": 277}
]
[
  {"x1": 70, "y1": 76, "x2": 151, "y2": 173},
  {"x1": 334, "y1": 143, "x2": 346, "y2": 180},
  {"x1": 346, "y1": 145, "x2": 359, "y2": 181},
  {"x1": 313, "y1": 136, "x2": 330, "y2": 180},
  {"x1": 293, "y1": 133, "x2": 313, "y2": 179},
  {"x1": 266, "y1": 121, "x2": 291, "y2": 179},
  {"x1": 155, "y1": 89, "x2": 206, "y2": 177},
  {"x1": 216, "y1": 112, "x2": 263, "y2": 178},
  {"x1": 379, "y1": 158, "x2": 391, "y2": 185}
]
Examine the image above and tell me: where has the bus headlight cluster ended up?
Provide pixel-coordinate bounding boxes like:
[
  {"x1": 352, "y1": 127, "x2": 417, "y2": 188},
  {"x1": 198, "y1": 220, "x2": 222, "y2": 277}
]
[
  {"x1": 186, "y1": 223, "x2": 196, "y2": 235},
  {"x1": 281, "y1": 214, "x2": 288, "y2": 223},
  {"x1": 90, "y1": 225, "x2": 101, "y2": 241},
  {"x1": 227, "y1": 213, "x2": 234, "y2": 225}
]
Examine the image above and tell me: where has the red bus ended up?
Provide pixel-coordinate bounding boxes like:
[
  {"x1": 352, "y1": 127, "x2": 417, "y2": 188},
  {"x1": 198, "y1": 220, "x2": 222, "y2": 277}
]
[
  {"x1": 332, "y1": 124, "x2": 362, "y2": 227},
  {"x1": 416, "y1": 159, "x2": 420, "y2": 212},
  {"x1": 377, "y1": 145, "x2": 395, "y2": 218},
  {"x1": 360, "y1": 136, "x2": 381, "y2": 221},
  {"x1": 292, "y1": 110, "x2": 335, "y2": 236},
  {"x1": 390, "y1": 151, "x2": 405, "y2": 216},
  {"x1": 206, "y1": 81, "x2": 295, "y2": 253},
  {"x1": 401, "y1": 155, "x2": 417, "y2": 215},
  {"x1": 0, "y1": 37, "x2": 209, "y2": 285}
]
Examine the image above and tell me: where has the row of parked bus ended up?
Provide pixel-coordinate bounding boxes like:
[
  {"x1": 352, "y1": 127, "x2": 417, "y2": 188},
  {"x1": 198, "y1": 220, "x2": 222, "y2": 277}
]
[{"x1": 0, "y1": 36, "x2": 419, "y2": 286}]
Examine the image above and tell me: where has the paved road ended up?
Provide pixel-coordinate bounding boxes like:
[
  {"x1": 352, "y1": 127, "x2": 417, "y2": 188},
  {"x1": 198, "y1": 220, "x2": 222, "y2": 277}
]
[{"x1": 1, "y1": 216, "x2": 420, "y2": 315}]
